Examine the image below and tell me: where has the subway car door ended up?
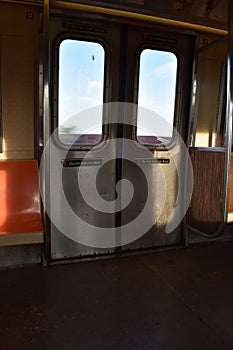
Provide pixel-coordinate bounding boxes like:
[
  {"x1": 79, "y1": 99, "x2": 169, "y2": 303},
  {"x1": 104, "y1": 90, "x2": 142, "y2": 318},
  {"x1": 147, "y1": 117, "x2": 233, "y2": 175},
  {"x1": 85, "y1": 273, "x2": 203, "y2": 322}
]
[
  {"x1": 45, "y1": 12, "x2": 194, "y2": 260},
  {"x1": 46, "y1": 14, "x2": 122, "y2": 260},
  {"x1": 119, "y1": 25, "x2": 194, "y2": 251}
]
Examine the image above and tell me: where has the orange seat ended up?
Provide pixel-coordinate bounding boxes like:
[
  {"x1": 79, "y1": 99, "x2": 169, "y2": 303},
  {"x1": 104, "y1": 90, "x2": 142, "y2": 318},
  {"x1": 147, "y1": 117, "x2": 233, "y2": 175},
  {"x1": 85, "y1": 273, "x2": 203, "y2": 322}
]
[{"x1": 0, "y1": 160, "x2": 44, "y2": 246}]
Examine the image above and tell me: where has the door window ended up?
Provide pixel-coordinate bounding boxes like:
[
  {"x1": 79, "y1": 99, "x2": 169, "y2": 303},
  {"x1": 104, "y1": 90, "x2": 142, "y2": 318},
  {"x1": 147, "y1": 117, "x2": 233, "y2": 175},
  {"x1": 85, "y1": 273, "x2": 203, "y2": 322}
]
[
  {"x1": 58, "y1": 39, "x2": 105, "y2": 145},
  {"x1": 137, "y1": 49, "x2": 177, "y2": 145}
]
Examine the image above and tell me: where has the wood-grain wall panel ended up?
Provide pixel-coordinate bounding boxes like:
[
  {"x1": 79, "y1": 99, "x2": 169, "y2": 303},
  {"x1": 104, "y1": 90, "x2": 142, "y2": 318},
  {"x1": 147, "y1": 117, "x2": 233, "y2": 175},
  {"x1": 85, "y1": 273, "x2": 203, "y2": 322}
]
[{"x1": 187, "y1": 148, "x2": 225, "y2": 235}]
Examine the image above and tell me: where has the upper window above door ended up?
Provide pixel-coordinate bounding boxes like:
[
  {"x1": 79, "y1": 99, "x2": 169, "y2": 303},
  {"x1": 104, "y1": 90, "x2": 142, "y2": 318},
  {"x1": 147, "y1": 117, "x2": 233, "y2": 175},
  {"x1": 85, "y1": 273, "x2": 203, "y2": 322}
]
[
  {"x1": 136, "y1": 49, "x2": 178, "y2": 145},
  {"x1": 58, "y1": 39, "x2": 105, "y2": 145}
]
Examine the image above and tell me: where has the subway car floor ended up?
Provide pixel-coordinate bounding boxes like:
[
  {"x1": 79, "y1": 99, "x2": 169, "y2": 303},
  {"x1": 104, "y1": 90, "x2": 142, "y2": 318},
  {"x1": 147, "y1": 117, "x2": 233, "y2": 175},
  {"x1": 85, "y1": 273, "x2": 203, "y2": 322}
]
[{"x1": 1, "y1": 240, "x2": 233, "y2": 350}]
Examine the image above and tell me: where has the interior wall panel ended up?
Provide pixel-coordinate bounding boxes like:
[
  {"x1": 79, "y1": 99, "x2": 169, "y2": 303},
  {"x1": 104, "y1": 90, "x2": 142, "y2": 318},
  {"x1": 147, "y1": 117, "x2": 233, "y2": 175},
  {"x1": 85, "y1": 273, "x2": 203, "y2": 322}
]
[{"x1": 0, "y1": 3, "x2": 39, "y2": 159}]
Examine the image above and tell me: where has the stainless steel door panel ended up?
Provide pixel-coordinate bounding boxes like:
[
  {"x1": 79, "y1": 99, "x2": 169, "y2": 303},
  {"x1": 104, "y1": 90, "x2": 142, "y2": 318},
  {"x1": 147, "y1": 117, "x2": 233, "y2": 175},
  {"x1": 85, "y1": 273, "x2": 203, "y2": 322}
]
[{"x1": 44, "y1": 13, "x2": 193, "y2": 260}]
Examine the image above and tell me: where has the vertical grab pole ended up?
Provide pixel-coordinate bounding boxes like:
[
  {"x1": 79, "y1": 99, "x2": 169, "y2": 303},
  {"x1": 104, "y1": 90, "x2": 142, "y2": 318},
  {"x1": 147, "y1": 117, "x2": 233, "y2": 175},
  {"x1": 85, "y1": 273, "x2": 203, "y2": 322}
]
[
  {"x1": 43, "y1": 0, "x2": 50, "y2": 146},
  {"x1": 223, "y1": 1, "x2": 233, "y2": 223},
  {"x1": 41, "y1": 0, "x2": 51, "y2": 264}
]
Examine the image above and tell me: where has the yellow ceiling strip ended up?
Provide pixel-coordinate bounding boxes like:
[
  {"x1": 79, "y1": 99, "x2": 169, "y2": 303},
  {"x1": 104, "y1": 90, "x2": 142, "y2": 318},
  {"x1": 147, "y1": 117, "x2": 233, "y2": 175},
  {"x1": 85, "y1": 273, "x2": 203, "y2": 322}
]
[{"x1": 51, "y1": 0, "x2": 228, "y2": 36}]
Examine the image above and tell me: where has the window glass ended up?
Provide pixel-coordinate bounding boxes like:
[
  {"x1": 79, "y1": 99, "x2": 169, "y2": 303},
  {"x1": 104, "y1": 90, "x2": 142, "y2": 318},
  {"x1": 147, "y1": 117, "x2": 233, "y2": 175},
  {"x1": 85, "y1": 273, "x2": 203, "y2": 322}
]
[
  {"x1": 137, "y1": 49, "x2": 177, "y2": 145},
  {"x1": 58, "y1": 39, "x2": 105, "y2": 145}
]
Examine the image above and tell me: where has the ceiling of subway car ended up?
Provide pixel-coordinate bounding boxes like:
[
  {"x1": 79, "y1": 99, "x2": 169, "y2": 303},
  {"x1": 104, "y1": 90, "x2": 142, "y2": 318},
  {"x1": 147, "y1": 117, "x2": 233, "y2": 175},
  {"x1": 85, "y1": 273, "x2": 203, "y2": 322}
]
[{"x1": 2, "y1": 0, "x2": 228, "y2": 27}]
